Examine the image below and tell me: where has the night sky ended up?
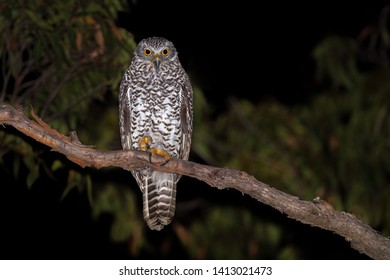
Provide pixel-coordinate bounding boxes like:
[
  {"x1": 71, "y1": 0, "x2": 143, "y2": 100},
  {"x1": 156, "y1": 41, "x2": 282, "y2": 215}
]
[{"x1": 119, "y1": 1, "x2": 388, "y2": 107}]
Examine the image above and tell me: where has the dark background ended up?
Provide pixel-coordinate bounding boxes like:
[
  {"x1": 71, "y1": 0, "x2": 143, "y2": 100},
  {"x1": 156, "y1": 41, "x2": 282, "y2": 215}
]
[
  {"x1": 1, "y1": 0, "x2": 389, "y2": 259},
  {"x1": 119, "y1": 1, "x2": 388, "y2": 106}
]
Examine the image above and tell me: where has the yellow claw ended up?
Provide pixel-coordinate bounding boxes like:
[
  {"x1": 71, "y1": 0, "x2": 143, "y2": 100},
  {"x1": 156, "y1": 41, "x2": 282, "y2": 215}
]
[
  {"x1": 138, "y1": 136, "x2": 170, "y2": 165},
  {"x1": 138, "y1": 136, "x2": 152, "y2": 151},
  {"x1": 149, "y1": 148, "x2": 171, "y2": 163}
]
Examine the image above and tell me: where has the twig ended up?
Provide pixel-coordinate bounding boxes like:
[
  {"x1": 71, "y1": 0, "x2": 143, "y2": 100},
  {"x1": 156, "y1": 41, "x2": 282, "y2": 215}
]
[{"x1": 0, "y1": 103, "x2": 389, "y2": 259}]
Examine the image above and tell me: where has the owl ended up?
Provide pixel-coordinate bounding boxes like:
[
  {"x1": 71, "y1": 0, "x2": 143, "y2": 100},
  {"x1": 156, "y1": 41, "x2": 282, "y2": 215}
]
[{"x1": 119, "y1": 37, "x2": 193, "y2": 231}]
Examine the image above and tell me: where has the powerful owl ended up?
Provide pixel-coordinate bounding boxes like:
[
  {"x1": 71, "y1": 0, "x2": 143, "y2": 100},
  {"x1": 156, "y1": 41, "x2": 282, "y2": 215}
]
[{"x1": 119, "y1": 37, "x2": 193, "y2": 231}]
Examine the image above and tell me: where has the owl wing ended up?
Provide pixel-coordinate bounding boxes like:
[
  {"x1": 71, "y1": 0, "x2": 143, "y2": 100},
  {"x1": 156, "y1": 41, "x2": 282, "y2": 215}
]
[
  {"x1": 179, "y1": 75, "x2": 193, "y2": 161},
  {"x1": 119, "y1": 76, "x2": 133, "y2": 151},
  {"x1": 119, "y1": 76, "x2": 147, "y2": 191}
]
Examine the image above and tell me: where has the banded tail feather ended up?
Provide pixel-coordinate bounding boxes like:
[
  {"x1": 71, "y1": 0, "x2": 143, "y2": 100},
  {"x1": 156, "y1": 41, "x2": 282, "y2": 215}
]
[{"x1": 141, "y1": 171, "x2": 177, "y2": 231}]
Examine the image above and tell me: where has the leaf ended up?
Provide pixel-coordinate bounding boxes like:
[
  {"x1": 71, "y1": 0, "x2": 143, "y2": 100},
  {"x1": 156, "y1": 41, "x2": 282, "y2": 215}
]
[
  {"x1": 24, "y1": 10, "x2": 53, "y2": 30},
  {"x1": 86, "y1": 174, "x2": 93, "y2": 206},
  {"x1": 92, "y1": 184, "x2": 142, "y2": 245},
  {"x1": 26, "y1": 163, "x2": 39, "y2": 189},
  {"x1": 51, "y1": 160, "x2": 63, "y2": 171},
  {"x1": 60, "y1": 169, "x2": 81, "y2": 201}
]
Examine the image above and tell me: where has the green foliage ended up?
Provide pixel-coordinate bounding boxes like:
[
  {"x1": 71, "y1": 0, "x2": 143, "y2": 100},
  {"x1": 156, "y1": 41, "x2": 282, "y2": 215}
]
[
  {"x1": 0, "y1": 0, "x2": 139, "y2": 254},
  {"x1": 212, "y1": 89, "x2": 386, "y2": 228},
  {"x1": 92, "y1": 182, "x2": 144, "y2": 255},
  {"x1": 313, "y1": 36, "x2": 361, "y2": 89},
  {"x1": 0, "y1": 0, "x2": 135, "y2": 192},
  {"x1": 186, "y1": 15, "x2": 390, "y2": 258},
  {"x1": 185, "y1": 206, "x2": 284, "y2": 259},
  {"x1": 192, "y1": 41, "x2": 390, "y2": 244},
  {"x1": 0, "y1": 0, "x2": 135, "y2": 123}
]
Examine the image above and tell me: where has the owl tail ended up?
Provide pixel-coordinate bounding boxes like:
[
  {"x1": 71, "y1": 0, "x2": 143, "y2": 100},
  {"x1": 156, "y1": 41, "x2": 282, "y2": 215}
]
[{"x1": 142, "y1": 171, "x2": 177, "y2": 231}]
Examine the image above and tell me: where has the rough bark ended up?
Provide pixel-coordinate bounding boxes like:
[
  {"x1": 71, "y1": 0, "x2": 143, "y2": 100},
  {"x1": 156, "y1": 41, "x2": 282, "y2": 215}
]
[{"x1": 1, "y1": 103, "x2": 389, "y2": 259}]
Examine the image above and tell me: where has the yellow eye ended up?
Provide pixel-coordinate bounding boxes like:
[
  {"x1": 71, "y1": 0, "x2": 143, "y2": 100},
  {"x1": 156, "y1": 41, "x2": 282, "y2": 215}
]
[
  {"x1": 143, "y1": 48, "x2": 152, "y2": 56},
  {"x1": 161, "y1": 48, "x2": 170, "y2": 56}
]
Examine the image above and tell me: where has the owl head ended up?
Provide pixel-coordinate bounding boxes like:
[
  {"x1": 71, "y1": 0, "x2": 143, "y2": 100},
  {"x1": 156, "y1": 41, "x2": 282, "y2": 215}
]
[{"x1": 134, "y1": 37, "x2": 178, "y2": 70}]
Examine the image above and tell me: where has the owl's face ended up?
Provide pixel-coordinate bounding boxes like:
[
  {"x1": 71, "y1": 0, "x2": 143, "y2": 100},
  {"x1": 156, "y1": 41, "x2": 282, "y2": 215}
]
[{"x1": 134, "y1": 37, "x2": 177, "y2": 71}]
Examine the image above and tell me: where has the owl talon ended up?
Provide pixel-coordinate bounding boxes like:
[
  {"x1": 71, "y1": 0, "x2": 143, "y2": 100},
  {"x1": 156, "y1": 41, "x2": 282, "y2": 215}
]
[
  {"x1": 138, "y1": 136, "x2": 152, "y2": 151},
  {"x1": 139, "y1": 136, "x2": 170, "y2": 165},
  {"x1": 149, "y1": 148, "x2": 170, "y2": 166}
]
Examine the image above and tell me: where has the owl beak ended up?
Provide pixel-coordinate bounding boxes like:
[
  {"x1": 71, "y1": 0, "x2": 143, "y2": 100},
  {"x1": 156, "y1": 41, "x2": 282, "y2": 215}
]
[{"x1": 152, "y1": 54, "x2": 160, "y2": 70}]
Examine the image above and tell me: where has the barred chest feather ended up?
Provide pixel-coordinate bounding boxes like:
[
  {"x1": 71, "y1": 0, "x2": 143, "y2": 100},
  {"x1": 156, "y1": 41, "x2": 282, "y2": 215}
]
[{"x1": 129, "y1": 62, "x2": 184, "y2": 157}]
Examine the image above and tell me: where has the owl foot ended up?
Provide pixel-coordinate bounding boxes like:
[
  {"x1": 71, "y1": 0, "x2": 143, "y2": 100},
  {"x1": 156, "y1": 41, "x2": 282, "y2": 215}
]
[
  {"x1": 149, "y1": 148, "x2": 170, "y2": 166},
  {"x1": 138, "y1": 136, "x2": 170, "y2": 166},
  {"x1": 138, "y1": 136, "x2": 152, "y2": 151}
]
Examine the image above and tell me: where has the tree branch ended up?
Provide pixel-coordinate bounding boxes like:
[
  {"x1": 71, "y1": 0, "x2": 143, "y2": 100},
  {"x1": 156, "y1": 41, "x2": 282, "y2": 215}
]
[{"x1": 1, "y1": 103, "x2": 389, "y2": 259}]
